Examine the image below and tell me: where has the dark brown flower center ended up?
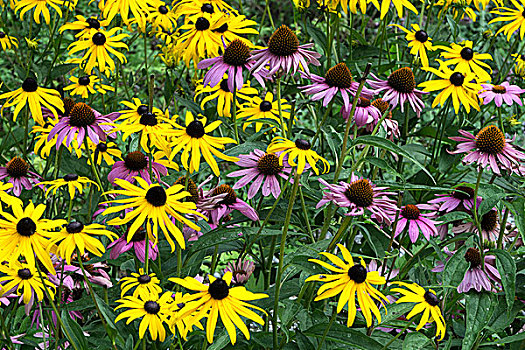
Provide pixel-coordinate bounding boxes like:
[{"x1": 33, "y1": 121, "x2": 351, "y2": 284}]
[
  {"x1": 387, "y1": 67, "x2": 415, "y2": 93},
  {"x1": 145, "y1": 186, "x2": 167, "y2": 207},
  {"x1": 324, "y1": 63, "x2": 353, "y2": 89},
  {"x1": 259, "y1": 100, "x2": 272, "y2": 112},
  {"x1": 460, "y1": 47, "x2": 474, "y2": 61},
  {"x1": 144, "y1": 301, "x2": 160, "y2": 314},
  {"x1": 6, "y1": 157, "x2": 29, "y2": 178},
  {"x1": 219, "y1": 79, "x2": 230, "y2": 92},
  {"x1": 137, "y1": 105, "x2": 149, "y2": 115},
  {"x1": 223, "y1": 39, "x2": 251, "y2": 67},
  {"x1": 423, "y1": 291, "x2": 439, "y2": 306},
  {"x1": 401, "y1": 204, "x2": 420, "y2": 220},
  {"x1": 174, "y1": 177, "x2": 199, "y2": 203},
  {"x1": 212, "y1": 184, "x2": 237, "y2": 205},
  {"x1": 22, "y1": 78, "x2": 38, "y2": 92},
  {"x1": 186, "y1": 120, "x2": 205, "y2": 138},
  {"x1": 78, "y1": 76, "x2": 91, "y2": 86},
  {"x1": 18, "y1": 268, "x2": 33, "y2": 280},
  {"x1": 449, "y1": 72, "x2": 465, "y2": 86},
  {"x1": 347, "y1": 264, "x2": 367, "y2": 283},
  {"x1": 372, "y1": 98, "x2": 390, "y2": 114},
  {"x1": 92, "y1": 32, "x2": 106, "y2": 46},
  {"x1": 86, "y1": 18, "x2": 101, "y2": 29},
  {"x1": 96, "y1": 143, "x2": 108, "y2": 152},
  {"x1": 295, "y1": 139, "x2": 311, "y2": 150},
  {"x1": 138, "y1": 274, "x2": 152, "y2": 284},
  {"x1": 66, "y1": 221, "x2": 84, "y2": 234},
  {"x1": 61, "y1": 97, "x2": 76, "y2": 117},
  {"x1": 195, "y1": 17, "x2": 210, "y2": 31},
  {"x1": 158, "y1": 5, "x2": 168, "y2": 14},
  {"x1": 140, "y1": 112, "x2": 158, "y2": 126},
  {"x1": 357, "y1": 98, "x2": 371, "y2": 108},
  {"x1": 16, "y1": 217, "x2": 37, "y2": 237},
  {"x1": 481, "y1": 210, "x2": 498, "y2": 232},
  {"x1": 492, "y1": 85, "x2": 506, "y2": 94},
  {"x1": 124, "y1": 151, "x2": 148, "y2": 171},
  {"x1": 257, "y1": 153, "x2": 283, "y2": 176},
  {"x1": 268, "y1": 25, "x2": 299, "y2": 56},
  {"x1": 214, "y1": 23, "x2": 228, "y2": 33},
  {"x1": 63, "y1": 173, "x2": 79, "y2": 182},
  {"x1": 475, "y1": 125, "x2": 505, "y2": 155},
  {"x1": 69, "y1": 102, "x2": 96, "y2": 127},
  {"x1": 464, "y1": 247, "x2": 481, "y2": 267},
  {"x1": 452, "y1": 186, "x2": 474, "y2": 200},
  {"x1": 0, "y1": 32, "x2": 6, "y2": 39},
  {"x1": 344, "y1": 179, "x2": 374, "y2": 208},
  {"x1": 414, "y1": 30, "x2": 428, "y2": 42},
  {"x1": 201, "y1": 3, "x2": 214, "y2": 13},
  {"x1": 129, "y1": 227, "x2": 146, "y2": 242},
  {"x1": 208, "y1": 278, "x2": 229, "y2": 300}
]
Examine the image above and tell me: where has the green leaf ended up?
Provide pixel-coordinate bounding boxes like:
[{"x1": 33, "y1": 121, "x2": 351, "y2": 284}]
[
  {"x1": 50, "y1": 63, "x2": 76, "y2": 80},
  {"x1": 304, "y1": 323, "x2": 383, "y2": 350},
  {"x1": 403, "y1": 332, "x2": 432, "y2": 350},
  {"x1": 365, "y1": 156, "x2": 404, "y2": 180},
  {"x1": 489, "y1": 249, "x2": 516, "y2": 313},
  {"x1": 61, "y1": 310, "x2": 89, "y2": 350},
  {"x1": 377, "y1": 302, "x2": 413, "y2": 326},
  {"x1": 481, "y1": 332, "x2": 525, "y2": 346},
  {"x1": 503, "y1": 198, "x2": 525, "y2": 242},
  {"x1": 442, "y1": 244, "x2": 468, "y2": 289},
  {"x1": 477, "y1": 184, "x2": 506, "y2": 217},
  {"x1": 462, "y1": 292, "x2": 495, "y2": 350},
  {"x1": 437, "y1": 211, "x2": 471, "y2": 225},
  {"x1": 353, "y1": 135, "x2": 435, "y2": 184}
]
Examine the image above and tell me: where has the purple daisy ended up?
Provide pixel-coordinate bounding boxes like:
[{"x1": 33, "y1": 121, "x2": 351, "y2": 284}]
[
  {"x1": 223, "y1": 259, "x2": 255, "y2": 285},
  {"x1": 458, "y1": 247, "x2": 500, "y2": 293},
  {"x1": 343, "y1": 97, "x2": 382, "y2": 132},
  {"x1": 452, "y1": 208, "x2": 500, "y2": 243},
  {"x1": 107, "y1": 151, "x2": 167, "y2": 184},
  {"x1": 368, "y1": 67, "x2": 426, "y2": 117},
  {"x1": 198, "y1": 39, "x2": 265, "y2": 91},
  {"x1": 47, "y1": 101, "x2": 119, "y2": 149},
  {"x1": 227, "y1": 149, "x2": 291, "y2": 199},
  {"x1": 201, "y1": 183, "x2": 259, "y2": 227},
  {"x1": 316, "y1": 174, "x2": 397, "y2": 224},
  {"x1": 392, "y1": 204, "x2": 439, "y2": 243},
  {"x1": 479, "y1": 82, "x2": 524, "y2": 106},
  {"x1": 299, "y1": 62, "x2": 374, "y2": 110},
  {"x1": 449, "y1": 125, "x2": 525, "y2": 175},
  {"x1": 0, "y1": 157, "x2": 41, "y2": 196},
  {"x1": 107, "y1": 227, "x2": 158, "y2": 263},
  {"x1": 428, "y1": 185, "x2": 479, "y2": 212},
  {"x1": 250, "y1": 24, "x2": 321, "y2": 76}
]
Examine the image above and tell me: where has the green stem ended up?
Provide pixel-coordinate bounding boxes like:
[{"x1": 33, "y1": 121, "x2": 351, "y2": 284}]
[
  {"x1": 144, "y1": 231, "x2": 150, "y2": 273},
  {"x1": 316, "y1": 307, "x2": 337, "y2": 350},
  {"x1": 379, "y1": 322, "x2": 411, "y2": 350},
  {"x1": 276, "y1": 78, "x2": 287, "y2": 138},
  {"x1": 232, "y1": 86, "x2": 239, "y2": 143},
  {"x1": 472, "y1": 169, "x2": 485, "y2": 264},
  {"x1": 497, "y1": 107, "x2": 505, "y2": 135},
  {"x1": 299, "y1": 187, "x2": 314, "y2": 242},
  {"x1": 497, "y1": 206, "x2": 509, "y2": 249},
  {"x1": 83, "y1": 138, "x2": 107, "y2": 201}
]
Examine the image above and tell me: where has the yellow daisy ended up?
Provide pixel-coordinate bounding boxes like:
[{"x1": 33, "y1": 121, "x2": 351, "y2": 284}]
[
  {"x1": 64, "y1": 75, "x2": 115, "y2": 99},
  {"x1": 390, "y1": 24, "x2": 434, "y2": 67},
  {"x1": 213, "y1": 13, "x2": 259, "y2": 48},
  {"x1": 490, "y1": 0, "x2": 525, "y2": 40},
  {"x1": 0, "y1": 261, "x2": 55, "y2": 305},
  {"x1": 239, "y1": 92, "x2": 293, "y2": 133},
  {"x1": 37, "y1": 174, "x2": 100, "y2": 200},
  {"x1": 0, "y1": 182, "x2": 23, "y2": 209},
  {"x1": 146, "y1": 0, "x2": 178, "y2": 31},
  {"x1": 14, "y1": 0, "x2": 63, "y2": 25},
  {"x1": 120, "y1": 269, "x2": 162, "y2": 297},
  {"x1": 88, "y1": 140, "x2": 122, "y2": 166},
  {"x1": 267, "y1": 137, "x2": 330, "y2": 175},
  {"x1": 0, "y1": 31, "x2": 18, "y2": 51},
  {"x1": 59, "y1": 15, "x2": 111, "y2": 39},
  {"x1": 437, "y1": 41, "x2": 493, "y2": 82},
  {"x1": 100, "y1": 0, "x2": 150, "y2": 25},
  {"x1": 117, "y1": 98, "x2": 163, "y2": 125},
  {"x1": 378, "y1": 0, "x2": 418, "y2": 19}
]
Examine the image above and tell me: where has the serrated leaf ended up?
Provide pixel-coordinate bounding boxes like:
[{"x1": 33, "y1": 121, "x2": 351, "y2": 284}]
[
  {"x1": 462, "y1": 292, "x2": 495, "y2": 350},
  {"x1": 490, "y1": 249, "x2": 516, "y2": 313}
]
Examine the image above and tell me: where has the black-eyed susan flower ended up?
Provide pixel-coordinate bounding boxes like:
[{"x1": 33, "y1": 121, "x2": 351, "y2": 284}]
[
  {"x1": 14, "y1": 0, "x2": 63, "y2": 25},
  {"x1": 0, "y1": 77, "x2": 64, "y2": 125},
  {"x1": 0, "y1": 202, "x2": 66, "y2": 274},
  {"x1": 437, "y1": 41, "x2": 493, "y2": 82},
  {"x1": 306, "y1": 244, "x2": 388, "y2": 327},
  {"x1": 174, "y1": 0, "x2": 216, "y2": 22},
  {"x1": 168, "y1": 292, "x2": 204, "y2": 340},
  {"x1": 102, "y1": 178, "x2": 205, "y2": 250},
  {"x1": 64, "y1": 75, "x2": 114, "y2": 99},
  {"x1": 117, "y1": 98, "x2": 163, "y2": 125},
  {"x1": 100, "y1": 0, "x2": 150, "y2": 25},
  {"x1": 115, "y1": 290, "x2": 173, "y2": 342},
  {"x1": 146, "y1": 0, "x2": 178, "y2": 31},
  {"x1": 47, "y1": 221, "x2": 117, "y2": 264},
  {"x1": 37, "y1": 174, "x2": 99, "y2": 200},
  {"x1": 267, "y1": 137, "x2": 330, "y2": 175},
  {"x1": 251, "y1": 24, "x2": 321, "y2": 76},
  {"x1": 390, "y1": 282, "x2": 446, "y2": 340},
  {"x1": 390, "y1": 24, "x2": 434, "y2": 67},
  {"x1": 0, "y1": 182, "x2": 23, "y2": 208},
  {"x1": 489, "y1": 0, "x2": 525, "y2": 40},
  {"x1": 169, "y1": 112, "x2": 239, "y2": 176},
  {"x1": 120, "y1": 269, "x2": 162, "y2": 297},
  {"x1": 0, "y1": 157, "x2": 40, "y2": 196},
  {"x1": 213, "y1": 14, "x2": 258, "y2": 48},
  {"x1": 378, "y1": 0, "x2": 418, "y2": 19},
  {"x1": 88, "y1": 141, "x2": 122, "y2": 166},
  {"x1": 170, "y1": 271, "x2": 268, "y2": 344},
  {"x1": 238, "y1": 92, "x2": 293, "y2": 133},
  {"x1": 59, "y1": 15, "x2": 110, "y2": 39},
  {"x1": 419, "y1": 63, "x2": 481, "y2": 113},
  {"x1": 175, "y1": 0, "x2": 234, "y2": 16},
  {"x1": 67, "y1": 28, "x2": 129, "y2": 76},
  {"x1": 0, "y1": 31, "x2": 18, "y2": 51},
  {"x1": 24, "y1": 37, "x2": 38, "y2": 49},
  {"x1": 195, "y1": 76, "x2": 258, "y2": 117},
  {"x1": 0, "y1": 261, "x2": 55, "y2": 307}
]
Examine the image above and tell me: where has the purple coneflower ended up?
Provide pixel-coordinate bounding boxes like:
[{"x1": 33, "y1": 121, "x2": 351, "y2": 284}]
[
  {"x1": 449, "y1": 125, "x2": 525, "y2": 175},
  {"x1": 393, "y1": 204, "x2": 439, "y2": 243},
  {"x1": 428, "y1": 185, "x2": 478, "y2": 212},
  {"x1": 458, "y1": 247, "x2": 500, "y2": 293},
  {"x1": 343, "y1": 97, "x2": 381, "y2": 132},
  {"x1": 479, "y1": 82, "x2": 524, "y2": 106},
  {"x1": 372, "y1": 98, "x2": 400, "y2": 141},
  {"x1": 316, "y1": 174, "x2": 397, "y2": 224},
  {"x1": 227, "y1": 149, "x2": 291, "y2": 199},
  {"x1": 108, "y1": 151, "x2": 167, "y2": 184},
  {"x1": 250, "y1": 25, "x2": 321, "y2": 76},
  {"x1": 48, "y1": 102, "x2": 118, "y2": 149},
  {"x1": 201, "y1": 183, "x2": 259, "y2": 226},
  {"x1": 107, "y1": 227, "x2": 158, "y2": 263},
  {"x1": 223, "y1": 259, "x2": 255, "y2": 285},
  {"x1": 183, "y1": 225, "x2": 203, "y2": 242},
  {"x1": 368, "y1": 67, "x2": 426, "y2": 117},
  {"x1": 452, "y1": 208, "x2": 500, "y2": 242},
  {"x1": 198, "y1": 39, "x2": 265, "y2": 91},
  {"x1": 300, "y1": 62, "x2": 374, "y2": 110},
  {"x1": 0, "y1": 157, "x2": 41, "y2": 196}
]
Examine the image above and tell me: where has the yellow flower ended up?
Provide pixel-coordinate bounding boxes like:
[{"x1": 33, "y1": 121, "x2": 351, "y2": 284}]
[
  {"x1": 14, "y1": 0, "x2": 63, "y2": 25},
  {"x1": 0, "y1": 261, "x2": 55, "y2": 304},
  {"x1": 436, "y1": 41, "x2": 493, "y2": 82},
  {"x1": 306, "y1": 244, "x2": 388, "y2": 327},
  {"x1": 147, "y1": 0, "x2": 178, "y2": 31},
  {"x1": 37, "y1": 174, "x2": 99, "y2": 200},
  {"x1": 170, "y1": 272, "x2": 268, "y2": 345},
  {"x1": 419, "y1": 62, "x2": 481, "y2": 113},
  {"x1": 87, "y1": 140, "x2": 122, "y2": 166},
  {"x1": 0, "y1": 31, "x2": 18, "y2": 51},
  {"x1": 120, "y1": 269, "x2": 162, "y2": 297},
  {"x1": 100, "y1": 0, "x2": 150, "y2": 25},
  {"x1": 391, "y1": 281, "x2": 446, "y2": 340},
  {"x1": 169, "y1": 112, "x2": 239, "y2": 176},
  {"x1": 267, "y1": 137, "x2": 330, "y2": 175},
  {"x1": 490, "y1": 0, "x2": 525, "y2": 41},
  {"x1": 24, "y1": 37, "x2": 38, "y2": 49},
  {"x1": 0, "y1": 77, "x2": 64, "y2": 125},
  {"x1": 64, "y1": 75, "x2": 115, "y2": 98},
  {"x1": 66, "y1": 28, "x2": 129, "y2": 77},
  {"x1": 239, "y1": 92, "x2": 294, "y2": 133},
  {"x1": 117, "y1": 98, "x2": 163, "y2": 126},
  {"x1": 59, "y1": 15, "x2": 111, "y2": 39},
  {"x1": 378, "y1": 0, "x2": 418, "y2": 19},
  {"x1": 0, "y1": 182, "x2": 23, "y2": 209},
  {"x1": 213, "y1": 13, "x2": 259, "y2": 48},
  {"x1": 390, "y1": 24, "x2": 434, "y2": 67}
]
